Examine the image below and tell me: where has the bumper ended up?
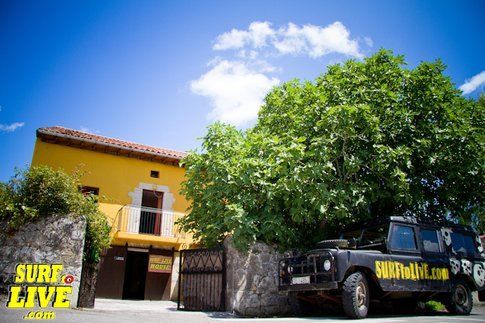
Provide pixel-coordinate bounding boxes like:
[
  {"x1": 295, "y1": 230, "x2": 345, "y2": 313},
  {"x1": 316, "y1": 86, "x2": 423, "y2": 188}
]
[{"x1": 279, "y1": 281, "x2": 338, "y2": 292}]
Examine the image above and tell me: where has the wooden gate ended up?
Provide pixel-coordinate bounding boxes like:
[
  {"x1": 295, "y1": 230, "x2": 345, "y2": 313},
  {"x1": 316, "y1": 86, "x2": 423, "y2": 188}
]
[{"x1": 177, "y1": 248, "x2": 226, "y2": 311}]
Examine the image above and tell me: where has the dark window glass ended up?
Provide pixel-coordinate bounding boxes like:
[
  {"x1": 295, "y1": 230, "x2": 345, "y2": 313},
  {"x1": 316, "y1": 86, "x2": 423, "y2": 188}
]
[
  {"x1": 390, "y1": 225, "x2": 417, "y2": 250},
  {"x1": 421, "y1": 229, "x2": 441, "y2": 253},
  {"x1": 361, "y1": 225, "x2": 388, "y2": 246},
  {"x1": 150, "y1": 170, "x2": 159, "y2": 178},
  {"x1": 451, "y1": 232, "x2": 477, "y2": 257},
  {"x1": 341, "y1": 229, "x2": 363, "y2": 240},
  {"x1": 139, "y1": 189, "x2": 164, "y2": 235},
  {"x1": 80, "y1": 186, "x2": 99, "y2": 196}
]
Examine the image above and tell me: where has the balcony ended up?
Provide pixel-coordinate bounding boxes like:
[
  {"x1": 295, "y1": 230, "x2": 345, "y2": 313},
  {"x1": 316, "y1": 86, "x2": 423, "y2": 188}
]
[{"x1": 115, "y1": 205, "x2": 187, "y2": 242}]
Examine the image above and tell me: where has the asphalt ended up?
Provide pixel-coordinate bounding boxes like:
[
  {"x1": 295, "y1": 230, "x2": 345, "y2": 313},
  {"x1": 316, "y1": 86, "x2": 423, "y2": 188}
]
[{"x1": 1, "y1": 298, "x2": 484, "y2": 323}]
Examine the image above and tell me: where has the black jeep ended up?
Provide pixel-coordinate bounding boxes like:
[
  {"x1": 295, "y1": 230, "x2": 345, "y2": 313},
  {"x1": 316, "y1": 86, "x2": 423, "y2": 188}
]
[{"x1": 278, "y1": 216, "x2": 485, "y2": 319}]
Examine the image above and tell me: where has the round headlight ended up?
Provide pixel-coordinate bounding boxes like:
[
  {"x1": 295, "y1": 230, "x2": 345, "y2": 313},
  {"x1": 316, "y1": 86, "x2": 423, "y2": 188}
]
[{"x1": 323, "y1": 259, "x2": 331, "y2": 271}]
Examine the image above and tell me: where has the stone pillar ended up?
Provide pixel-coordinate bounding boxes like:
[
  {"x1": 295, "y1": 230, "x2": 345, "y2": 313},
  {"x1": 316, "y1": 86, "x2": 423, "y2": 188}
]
[
  {"x1": 170, "y1": 251, "x2": 180, "y2": 301},
  {"x1": 224, "y1": 237, "x2": 298, "y2": 317},
  {"x1": 0, "y1": 214, "x2": 86, "y2": 308}
]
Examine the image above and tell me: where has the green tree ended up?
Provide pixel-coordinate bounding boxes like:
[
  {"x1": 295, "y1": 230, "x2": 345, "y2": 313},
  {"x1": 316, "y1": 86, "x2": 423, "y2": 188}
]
[
  {"x1": 0, "y1": 166, "x2": 111, "y2": 263},
  {"x1": 180, "y1": 50, "x2": 484, "y2": 250}
]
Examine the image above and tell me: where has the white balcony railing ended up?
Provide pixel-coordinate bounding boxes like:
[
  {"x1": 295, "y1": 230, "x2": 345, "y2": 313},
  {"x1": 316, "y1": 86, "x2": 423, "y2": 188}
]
[{"x1": 116, "y1": 205, "x2": 186, "y2": 239}]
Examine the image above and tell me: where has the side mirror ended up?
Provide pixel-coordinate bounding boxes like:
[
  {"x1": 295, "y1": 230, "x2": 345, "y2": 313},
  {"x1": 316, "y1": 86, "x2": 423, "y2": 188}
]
[{"x1": 348, "y1": 238, "x2": 357, "y2": 248}]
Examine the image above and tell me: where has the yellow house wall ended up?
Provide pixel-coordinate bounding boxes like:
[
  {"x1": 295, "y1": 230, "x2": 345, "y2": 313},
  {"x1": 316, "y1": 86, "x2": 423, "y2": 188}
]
[{"x1": 31, "y1": 139, "x2": 192, "y2": 248}]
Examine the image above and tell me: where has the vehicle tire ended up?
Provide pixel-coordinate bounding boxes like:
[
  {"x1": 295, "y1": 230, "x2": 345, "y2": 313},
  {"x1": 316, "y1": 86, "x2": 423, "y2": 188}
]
[
  {"x1": 317, "y1": 239, "x2": 349, "y2": 248},
  {"x1": 342, "y1": 271, "x2": 370, "y2": 319},
  {"x1": 444, "y1": 279, "x2": 473, "y2": 315}
]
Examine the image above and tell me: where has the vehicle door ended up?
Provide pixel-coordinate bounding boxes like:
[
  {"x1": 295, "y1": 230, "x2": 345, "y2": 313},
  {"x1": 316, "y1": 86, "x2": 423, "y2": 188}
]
[
  {"x1": 449, "y1": 229, "x2": 484, "y2": 290},
  {"x1": 357, "y1": 224, "x2": 393, "y2": 290},
  {"x1": 418, "y1": 226, "x2": 450, "y2": 292},
  {"x1": 387, "y1": 223, "x2": 424, "y2": 291}
]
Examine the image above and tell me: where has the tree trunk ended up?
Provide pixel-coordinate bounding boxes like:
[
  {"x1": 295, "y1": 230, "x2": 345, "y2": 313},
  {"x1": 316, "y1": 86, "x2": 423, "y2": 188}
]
[{"x1": 77, "y1": 261, "x2": 100, "y2": 308}]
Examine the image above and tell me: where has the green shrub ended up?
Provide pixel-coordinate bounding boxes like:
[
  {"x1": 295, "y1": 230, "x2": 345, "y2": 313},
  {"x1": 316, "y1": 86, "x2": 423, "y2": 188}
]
[
  {"x1": 0, "y1": 166, "x2": 111, "y2": 264},
  {"x1": 424, "y1": 300, "x2": 445, "y2": 312}
]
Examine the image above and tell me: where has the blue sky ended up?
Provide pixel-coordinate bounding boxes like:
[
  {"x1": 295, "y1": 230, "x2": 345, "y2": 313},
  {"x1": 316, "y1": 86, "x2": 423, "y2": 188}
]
[{"x1": 1, "y1": 0, "x2": 484, "y2": 181}]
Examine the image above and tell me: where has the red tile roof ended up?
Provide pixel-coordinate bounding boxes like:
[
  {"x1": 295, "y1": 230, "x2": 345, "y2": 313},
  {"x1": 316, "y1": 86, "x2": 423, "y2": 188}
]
[{"x1": 37, "y1": 126, "x2": 187, "y2": 164}]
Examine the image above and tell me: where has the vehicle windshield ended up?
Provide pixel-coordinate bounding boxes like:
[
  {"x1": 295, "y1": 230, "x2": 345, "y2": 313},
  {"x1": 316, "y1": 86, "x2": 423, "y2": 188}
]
[
  {"x1": 340, "y1": 224, "x2": 388, "y2": 248},
  {"x1": 341, "y1": 229, "x2": 362, "y2": 240}
]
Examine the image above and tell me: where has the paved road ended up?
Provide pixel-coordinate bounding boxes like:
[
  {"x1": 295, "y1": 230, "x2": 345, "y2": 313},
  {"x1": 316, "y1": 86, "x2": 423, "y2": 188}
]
[{"x1": 1, "y1": 299, "x2": 485, "y2": 322}]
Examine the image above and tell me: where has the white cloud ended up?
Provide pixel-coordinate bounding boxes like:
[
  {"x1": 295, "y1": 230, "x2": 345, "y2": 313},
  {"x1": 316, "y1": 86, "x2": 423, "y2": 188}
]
[
  {"x1": 237, "y1": 49, "x2": 259, "y2": 60},
  {"x1": 459, "y1": 71, "x2": 485, "y2": 95},
  {"x1": 213, "y1": 21, "x2": 366, "y2": 59},
  {"x1": 213, "y1": 29, "x2": 248, "y2": 50},
  {"x1": 190, "y1": 60, "x2": 279, "y2": 126},
  {"x1": 79, "y1": 126, "x2": 100, "y2": 134},
  {"x1": 0, "y1": 122, "x2": 25, "y2": 132},
  {"x1": 213, "y1": 21, "x2": 275, "y2": 50},
  {"x1": 194, "y1": 21, "x2": 369, "y2": 126},
  {"x1": 363, "y1": 37, "x2": 374, "y2": 47},
  {"x1": 273, "y1": 23, "x2": 307, "y2": 56}
]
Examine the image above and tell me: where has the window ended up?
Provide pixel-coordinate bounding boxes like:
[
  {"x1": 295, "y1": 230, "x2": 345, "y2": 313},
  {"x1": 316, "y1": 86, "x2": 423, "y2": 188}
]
[
  {"x1": 150, "y1": 170, "x2": 159, "y2": 178},
  {"x1": 390, "y1": 224, "x2": 417, "y2": 251},
  {"x1": 80, "y1": 186, "x2": 99, "y2": 196},
  {"x1": 451, "y1": 232, "x2": 477, "y2": 257},
  {"x1": 421, "y1": 229, "x2": 442, "y2": 253},
  {"x1": 361, "y1": 225, "x2": 388, "y2": 246},
  {"x1": 341, "y1": 225, "x2": 389, "y2": 249},
  {"x1": 341, "y1": 229, "x2": 363, "y2": 241}
]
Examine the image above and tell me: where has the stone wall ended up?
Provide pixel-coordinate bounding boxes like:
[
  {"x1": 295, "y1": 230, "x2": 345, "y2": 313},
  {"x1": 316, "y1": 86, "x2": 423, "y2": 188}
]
[
  {"x1": 0, "y1": 214, "x2": 86, "y2": 307},
  {"x1": 224, "y1": 237, "x2": 298, "y2": 317}
]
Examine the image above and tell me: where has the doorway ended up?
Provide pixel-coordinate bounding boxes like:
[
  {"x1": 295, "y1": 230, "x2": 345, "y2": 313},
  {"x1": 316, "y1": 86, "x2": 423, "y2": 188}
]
[
  {"x1": 139, "y1": 189, "x2": 164, "y2": 235},
  {"x1": 122, "y1": 251, "x2": 149, "y2": 300}
]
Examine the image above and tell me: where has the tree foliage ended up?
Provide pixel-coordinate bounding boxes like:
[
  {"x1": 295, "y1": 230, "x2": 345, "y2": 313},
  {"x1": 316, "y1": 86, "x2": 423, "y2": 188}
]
[
  {"x1": 180, "y1": 50, "x2": 484, "y2": 249},
  {"x1": 0, "y1": 166, "x2": 111, "y2": 263}
]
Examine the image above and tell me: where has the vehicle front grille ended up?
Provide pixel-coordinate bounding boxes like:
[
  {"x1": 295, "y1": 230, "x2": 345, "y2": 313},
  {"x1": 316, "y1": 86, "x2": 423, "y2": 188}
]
[{"x1": 279, "y1": 251, "x2": 335, "y2": 286}]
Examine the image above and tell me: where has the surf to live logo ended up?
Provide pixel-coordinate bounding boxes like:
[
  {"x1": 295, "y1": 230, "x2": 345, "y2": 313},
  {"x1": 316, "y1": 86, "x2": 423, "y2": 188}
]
[
  {"x1": 6, "y1": 264, "x2": 74, "y2": 320},
  {"x1": 375, "y1": 260, "x2": 450, "y2": 281}
]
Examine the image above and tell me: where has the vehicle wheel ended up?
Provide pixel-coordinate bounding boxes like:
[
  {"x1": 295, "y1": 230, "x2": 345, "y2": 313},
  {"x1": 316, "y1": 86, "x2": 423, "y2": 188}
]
[
  {"x1": 342, "y1": 271, "x2": 370, "y2": 319},
  {"x1": 445, "y1": 279, "x2": 473, "y2": 315}
]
